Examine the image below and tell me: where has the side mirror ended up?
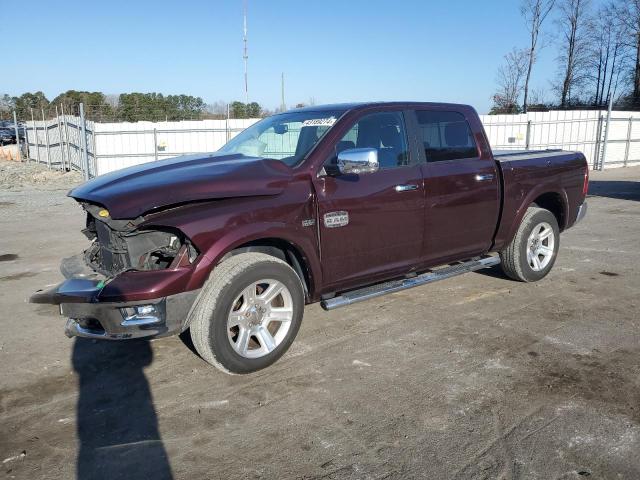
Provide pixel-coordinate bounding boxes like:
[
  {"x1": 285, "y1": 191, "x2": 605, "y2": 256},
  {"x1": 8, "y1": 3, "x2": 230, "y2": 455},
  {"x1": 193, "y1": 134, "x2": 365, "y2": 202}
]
[{"x1": 337, "y1": 148, "x2": 379, "y2": 175}]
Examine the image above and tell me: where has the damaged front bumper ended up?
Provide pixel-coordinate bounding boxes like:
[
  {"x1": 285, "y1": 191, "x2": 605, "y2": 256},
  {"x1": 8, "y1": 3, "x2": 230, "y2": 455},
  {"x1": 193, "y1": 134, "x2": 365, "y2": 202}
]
[
  {"x1": 30, "y1": 261, "x2": 200, "y2": 340},
  {"x1": 30, "y1": 196, "x2": 204, "y2": 340}
]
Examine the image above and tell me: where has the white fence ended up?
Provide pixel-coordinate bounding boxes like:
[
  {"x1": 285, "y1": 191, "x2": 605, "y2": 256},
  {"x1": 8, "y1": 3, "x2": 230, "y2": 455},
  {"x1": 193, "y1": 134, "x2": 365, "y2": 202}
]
[
  {"x1": 24, "y1": 115, "x2": 97, "y2": 177},
  {"x1": 23, "y1": 117, "x2": 258, "y2": 177},
  {"x1": 21, "y1": 108, "x2": 640, "y2": 177},
  {"x1": 94, "y1": 118, "x2": 258, "y2": 175},
  {"x1": 479, "y1": 110, "x2": 640, "y2": 169}
]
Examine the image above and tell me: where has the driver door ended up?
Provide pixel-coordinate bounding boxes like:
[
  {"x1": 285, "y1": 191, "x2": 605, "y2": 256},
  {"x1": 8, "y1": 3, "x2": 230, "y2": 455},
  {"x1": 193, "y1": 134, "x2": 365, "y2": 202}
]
[{"x1": 313, "y1": 110, "x2": 425, "y2": 291}]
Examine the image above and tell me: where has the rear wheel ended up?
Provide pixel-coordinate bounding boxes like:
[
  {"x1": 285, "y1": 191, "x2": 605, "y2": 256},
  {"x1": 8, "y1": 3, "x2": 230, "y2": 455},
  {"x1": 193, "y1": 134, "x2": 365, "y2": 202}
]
[
  {"x1": 189, "y1": 252, "x2": 304, "y2": 374},
  {"x1": 500, "y1": 207, "x2": 560, "y2": 282}
]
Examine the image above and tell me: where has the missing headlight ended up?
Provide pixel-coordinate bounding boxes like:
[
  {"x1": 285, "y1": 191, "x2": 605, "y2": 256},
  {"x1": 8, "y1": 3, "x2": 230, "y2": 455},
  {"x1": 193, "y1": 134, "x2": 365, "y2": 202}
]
[
  {"x1": 127, "y1": 230, "x2": 183, "y2": 271},
  {"x1": 79, "y1": 203, "x2": 199, "y2": 277},
  {"x1": 86, "y1": 225, "x2": 199, "y2": 276}
]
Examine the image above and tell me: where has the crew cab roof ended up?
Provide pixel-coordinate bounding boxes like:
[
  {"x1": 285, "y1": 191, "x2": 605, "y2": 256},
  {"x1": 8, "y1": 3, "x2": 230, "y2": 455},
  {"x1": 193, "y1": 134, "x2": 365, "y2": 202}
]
[{"x1": 287, "y1": 101, "x2": 477, "y2": 115}]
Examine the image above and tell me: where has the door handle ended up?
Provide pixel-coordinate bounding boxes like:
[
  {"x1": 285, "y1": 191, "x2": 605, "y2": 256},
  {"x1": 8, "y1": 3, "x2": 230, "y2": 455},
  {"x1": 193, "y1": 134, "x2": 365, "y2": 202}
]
[
  {"x1": 475, "y1": 174, "x2": 494, "y2": 181},
  {"x1": 395, "y1": 184, "x2": 419, "y2": 192}
]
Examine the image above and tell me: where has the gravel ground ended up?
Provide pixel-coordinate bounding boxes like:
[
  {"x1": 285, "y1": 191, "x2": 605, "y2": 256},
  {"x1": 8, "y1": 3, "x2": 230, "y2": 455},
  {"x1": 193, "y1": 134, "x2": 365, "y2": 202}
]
[
  {"x1": 0, "y1": 161, "x2": 639, "y2": 480},
  {"x1": 0, "y1": 160, "x2": 83, "y2": 191}
]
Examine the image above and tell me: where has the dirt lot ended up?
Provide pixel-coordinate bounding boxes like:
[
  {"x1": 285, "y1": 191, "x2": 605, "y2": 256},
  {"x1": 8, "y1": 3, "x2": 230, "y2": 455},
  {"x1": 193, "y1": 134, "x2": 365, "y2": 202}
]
[{"x1": 1, "y1": 162, "x2": 639, "y2": 480}]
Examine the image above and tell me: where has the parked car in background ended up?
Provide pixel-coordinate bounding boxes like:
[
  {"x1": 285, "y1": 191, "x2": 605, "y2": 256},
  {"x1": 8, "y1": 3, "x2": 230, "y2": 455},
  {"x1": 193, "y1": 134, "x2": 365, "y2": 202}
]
[
  {"x1": 32, "y1": 101, "x2": 589, "y2": 374},
  {"x1": 0, "y1": 121, "x2": 25, "y2": 143},
  {"x1": 0, "y1": 127, "x2": 16, "y2": 145}
]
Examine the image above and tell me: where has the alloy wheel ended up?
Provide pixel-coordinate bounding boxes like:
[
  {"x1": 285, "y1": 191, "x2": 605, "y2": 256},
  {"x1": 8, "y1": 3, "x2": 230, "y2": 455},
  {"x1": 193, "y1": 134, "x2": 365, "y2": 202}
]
[{"x1": 226, "y1": 279, "x2": 294, "y2": 358}]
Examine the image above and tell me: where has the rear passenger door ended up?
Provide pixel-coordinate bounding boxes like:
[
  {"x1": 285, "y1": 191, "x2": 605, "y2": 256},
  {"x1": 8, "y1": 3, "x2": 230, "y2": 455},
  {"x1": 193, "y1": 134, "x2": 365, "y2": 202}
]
[{"x1": 412, "y1": 109, "x2": 500, "y2": 264}]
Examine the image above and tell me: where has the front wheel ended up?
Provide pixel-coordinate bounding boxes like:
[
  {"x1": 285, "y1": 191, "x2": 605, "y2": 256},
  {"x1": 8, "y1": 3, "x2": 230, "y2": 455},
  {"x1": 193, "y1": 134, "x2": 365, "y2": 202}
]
[
  {"x1": 189, "y1": 252, "x2": 304, "y2": 374},
  {"x1": 500, "y1": 207, "x2": 560, "y2": 282}
]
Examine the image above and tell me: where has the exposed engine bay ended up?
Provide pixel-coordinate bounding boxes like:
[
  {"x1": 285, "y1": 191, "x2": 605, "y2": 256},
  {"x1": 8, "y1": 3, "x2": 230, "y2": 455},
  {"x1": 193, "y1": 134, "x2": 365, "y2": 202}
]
[{"x1": 80, "y1": 203, "x2": 198, "y2": 278}]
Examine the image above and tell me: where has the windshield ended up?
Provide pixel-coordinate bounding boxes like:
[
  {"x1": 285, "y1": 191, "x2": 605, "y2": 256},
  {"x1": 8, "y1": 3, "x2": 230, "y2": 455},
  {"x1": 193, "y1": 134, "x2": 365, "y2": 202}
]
[{"x1": 219, "y1": 110, "x2": 344, "y2": 166}]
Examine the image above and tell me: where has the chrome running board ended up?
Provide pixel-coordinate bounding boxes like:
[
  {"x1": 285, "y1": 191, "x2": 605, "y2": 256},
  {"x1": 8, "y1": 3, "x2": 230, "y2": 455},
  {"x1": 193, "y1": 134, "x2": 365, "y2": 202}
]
[{"x1": 320, "y1": 255, "x2": 501, "y2": 311}]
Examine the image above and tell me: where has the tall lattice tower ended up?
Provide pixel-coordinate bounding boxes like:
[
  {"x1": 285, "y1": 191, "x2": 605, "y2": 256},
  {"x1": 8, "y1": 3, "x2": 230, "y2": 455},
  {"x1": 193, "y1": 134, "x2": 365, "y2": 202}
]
[{"x1": 243, "y1": 0, "x2": 249, "y2": 104}]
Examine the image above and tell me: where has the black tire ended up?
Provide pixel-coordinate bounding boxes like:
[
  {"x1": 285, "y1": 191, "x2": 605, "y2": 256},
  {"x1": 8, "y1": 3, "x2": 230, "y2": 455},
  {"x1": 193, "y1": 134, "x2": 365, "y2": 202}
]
[
  {"x1": 189, "y1": 252, "x2": 304, "y2": 374},
  {"x1": 499, "y1": 207, "x2": 560, "y2": 282}
]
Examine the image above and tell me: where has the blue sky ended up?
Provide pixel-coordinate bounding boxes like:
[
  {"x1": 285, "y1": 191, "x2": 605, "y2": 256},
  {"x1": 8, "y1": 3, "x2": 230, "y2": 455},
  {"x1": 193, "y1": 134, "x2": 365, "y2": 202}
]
[{"x1": 1, "y1": 0, "x2": 590, "y2": 114}]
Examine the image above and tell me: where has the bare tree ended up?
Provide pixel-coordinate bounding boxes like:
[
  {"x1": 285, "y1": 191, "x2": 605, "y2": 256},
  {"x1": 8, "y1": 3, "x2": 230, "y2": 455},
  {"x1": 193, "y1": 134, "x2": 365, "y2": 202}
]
[
  {"x1": 206, "y1": 101, "x2": 229, "y2": 117},
  {"x1": 586, "y1": 2, "x2": 629, "y2": 106},
  {"x1": 521, "y1": 0, "x2": 556, "y2": 112},
  {"x1": 603, "y1": 3, "x2": 628, "y2": 103},
  {"x1": 491, "y1": 48, "x2": 529, "y2": 114},
  {"x1": 529, "y1": 87, "x2": 550, "y2": 106},
  {"x1": 104, "y1": 94, "x2": 120, "y2": 109},
  {"x1": 0, "y1": 94, "x2": 14, "y2": 112},
  {"x1": 588, "y1": 10, "x2": 611, "y2": 104},
  {"x1": 556, "y1": 0, "x2": 592, "y2": 106},
  {"x1": 617, "y1": 0, "x2": 640, "y2": 104}
]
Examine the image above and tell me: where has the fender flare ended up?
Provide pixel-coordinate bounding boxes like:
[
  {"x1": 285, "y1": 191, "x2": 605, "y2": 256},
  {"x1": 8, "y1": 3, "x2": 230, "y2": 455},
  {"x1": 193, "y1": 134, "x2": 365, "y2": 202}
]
[
  {"x1": 502, "y1": 185, "x2": 569, "y2": 248},
  {"x1": 185, "y1": 222, "x2": 321, "y2": 297}
]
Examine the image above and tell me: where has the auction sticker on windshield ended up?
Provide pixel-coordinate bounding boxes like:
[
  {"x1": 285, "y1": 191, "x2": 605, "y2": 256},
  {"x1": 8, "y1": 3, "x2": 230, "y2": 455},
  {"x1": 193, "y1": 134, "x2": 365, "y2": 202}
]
[{"x1": 302, "y1": 117, "x2": 336, "y2": 127}]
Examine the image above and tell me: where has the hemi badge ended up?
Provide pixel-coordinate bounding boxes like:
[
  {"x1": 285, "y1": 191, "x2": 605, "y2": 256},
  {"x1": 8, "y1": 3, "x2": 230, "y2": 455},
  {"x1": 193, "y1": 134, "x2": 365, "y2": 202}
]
[
  {"x1": 302, "y1": 219, "x2": 315, "y2": 227},
  {"x1": 323, "y1": 211, "x2": 349, "y2": 228}
]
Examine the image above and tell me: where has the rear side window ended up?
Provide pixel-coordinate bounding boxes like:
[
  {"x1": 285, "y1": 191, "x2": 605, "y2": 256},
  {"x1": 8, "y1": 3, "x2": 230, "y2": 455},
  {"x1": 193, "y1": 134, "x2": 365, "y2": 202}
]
[{"x1": 415, "y1": 110, "x2": 478, "y2": 162}]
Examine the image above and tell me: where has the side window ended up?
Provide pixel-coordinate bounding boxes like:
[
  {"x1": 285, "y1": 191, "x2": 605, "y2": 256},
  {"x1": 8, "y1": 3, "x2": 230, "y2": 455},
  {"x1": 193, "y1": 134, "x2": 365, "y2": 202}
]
[
  {"x1": 415, "y1": 110, "x2": 478, "y2": 162},
  {"x1": 333, "y1": 111, "x2": 411, "y2": 170}
]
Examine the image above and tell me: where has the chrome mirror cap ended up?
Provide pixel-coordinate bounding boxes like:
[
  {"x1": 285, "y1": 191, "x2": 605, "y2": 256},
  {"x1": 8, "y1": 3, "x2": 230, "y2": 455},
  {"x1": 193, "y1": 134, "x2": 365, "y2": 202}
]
[{"x1": 337, "y1": 148, "x2": 379, "y2": 175}]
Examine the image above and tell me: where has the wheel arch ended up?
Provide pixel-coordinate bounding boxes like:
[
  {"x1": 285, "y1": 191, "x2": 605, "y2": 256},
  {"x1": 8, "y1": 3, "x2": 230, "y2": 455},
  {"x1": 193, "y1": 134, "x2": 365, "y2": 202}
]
[
  {"x1": 499, "y1": 187, "x2": 569, "y2": 249},
  {"x1": 531, "y1": 191, "x2": 568, "y2": 231},
  {"x1": 219, "y1": 238, "x2": 314, "y2": 301},
  {"x1": 186, "y1": 226, "x2": 320, "y2": 303}
]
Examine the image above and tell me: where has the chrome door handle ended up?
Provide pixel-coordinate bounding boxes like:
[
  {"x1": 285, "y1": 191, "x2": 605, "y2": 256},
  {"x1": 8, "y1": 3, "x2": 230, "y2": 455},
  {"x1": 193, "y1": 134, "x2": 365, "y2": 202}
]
[
  {"x1": 475, "y1": 174, "x2": 494, "y2": 181},
  {"x1": 395, "y1": 184, "x2": 419, "y2": 192}
]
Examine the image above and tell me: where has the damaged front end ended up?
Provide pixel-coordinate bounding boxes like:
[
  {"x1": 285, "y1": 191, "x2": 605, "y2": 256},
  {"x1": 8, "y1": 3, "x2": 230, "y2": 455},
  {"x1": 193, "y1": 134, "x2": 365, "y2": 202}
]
[
  {"x1": 80, "y1": 203, "x2": 198, "y2": 277},
  {"x1": 31, "y1": 203, "x2": 201, "y2": 340}
]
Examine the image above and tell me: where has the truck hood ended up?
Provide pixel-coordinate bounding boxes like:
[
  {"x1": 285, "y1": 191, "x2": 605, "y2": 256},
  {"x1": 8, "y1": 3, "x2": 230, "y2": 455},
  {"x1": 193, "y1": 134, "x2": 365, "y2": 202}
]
[{"x1": 69, "y1": 153, "x2": 293, "y2": 219}]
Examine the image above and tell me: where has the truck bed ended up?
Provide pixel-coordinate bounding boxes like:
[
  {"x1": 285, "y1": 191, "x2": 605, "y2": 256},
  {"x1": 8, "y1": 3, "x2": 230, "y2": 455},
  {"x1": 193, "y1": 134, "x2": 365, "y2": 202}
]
[{"x1": 491, "y1": 147, "x2": 588, "y2": 251}]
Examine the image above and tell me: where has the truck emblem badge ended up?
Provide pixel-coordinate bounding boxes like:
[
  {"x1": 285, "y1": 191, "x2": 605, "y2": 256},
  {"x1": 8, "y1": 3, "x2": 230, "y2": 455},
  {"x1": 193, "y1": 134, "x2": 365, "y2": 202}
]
[
  {"x1": 301, "y1": 218, "x2": 315, "y2": 227},
  {"x1": 323, "y1": 211, "x2": 349, "y2": 228}
]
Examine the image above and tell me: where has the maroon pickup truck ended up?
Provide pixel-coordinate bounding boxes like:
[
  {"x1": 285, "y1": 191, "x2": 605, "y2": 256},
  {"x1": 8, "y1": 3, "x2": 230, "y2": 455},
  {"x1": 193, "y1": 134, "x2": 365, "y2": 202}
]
[{"x1": 32, "y1": 102, "x2": 588, "y2": 374}]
